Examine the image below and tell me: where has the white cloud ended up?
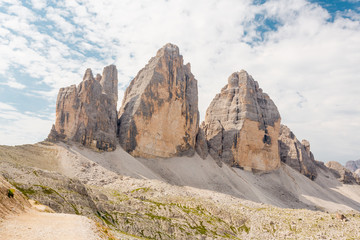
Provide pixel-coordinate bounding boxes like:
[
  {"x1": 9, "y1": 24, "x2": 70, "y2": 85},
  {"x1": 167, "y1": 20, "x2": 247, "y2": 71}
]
[
  {"x1": 0, "y1": 102, "x2": 17, "y2": 111},
  {"x1": 31, "y1": 0, "x2": 47, "y2": 10},
  {"x1": 0, "y1": 102, "x2": 53, "y2": 145},
  {"x1": 0, "y1": 77, "x2": 26, "y2": 89},
  {"x1": 0, "y1": 0, "x2": 359, "y2": 163}
]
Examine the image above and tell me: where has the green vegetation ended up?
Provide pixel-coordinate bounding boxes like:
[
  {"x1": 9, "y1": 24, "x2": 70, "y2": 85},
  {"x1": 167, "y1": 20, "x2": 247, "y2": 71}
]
[
  {"x1": 33, "y1": 184, "x2": 80, "y2": 215},
  {"x1": 10, "y1": 182, "x2": 36, "y2": 197},
  {"x1": 238, "y1": 224, "x2": 250, "y2": 234},
  {"x1": 131, "y1": 187, "x2": 151, "y2": 193},
  {"x1": 7, "y1": 188, "x2": 15, "y2": 198},
  {"x1": 145, "y1": 212, "x2": 170, "y2": 221}
]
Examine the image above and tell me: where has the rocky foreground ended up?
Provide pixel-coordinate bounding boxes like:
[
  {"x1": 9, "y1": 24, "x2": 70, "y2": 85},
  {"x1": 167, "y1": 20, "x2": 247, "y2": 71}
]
[{"x1": 1, "y1": 142, "x2": 360, "y2": 239}]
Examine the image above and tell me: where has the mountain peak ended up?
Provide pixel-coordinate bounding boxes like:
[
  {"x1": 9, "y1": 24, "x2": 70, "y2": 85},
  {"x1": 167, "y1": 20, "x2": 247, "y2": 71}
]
[
  {"x1": 48, "y1": 65, "x2": 118, "y2": 151},
  {"x1": 202, "y1": 70, "x2": 281, "y2": 171},
  {"x1": 118, "y1": 44, "x2": 199, "y2": 158},
  {"x1": 82, "y1": 68, "x2": 94, "y2": 81}
]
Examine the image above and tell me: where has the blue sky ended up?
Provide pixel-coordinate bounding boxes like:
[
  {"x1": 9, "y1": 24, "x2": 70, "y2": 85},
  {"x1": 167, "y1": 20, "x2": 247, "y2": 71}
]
[{"x1": 0, "y1": 0, "x2": 359, "y2": 164}]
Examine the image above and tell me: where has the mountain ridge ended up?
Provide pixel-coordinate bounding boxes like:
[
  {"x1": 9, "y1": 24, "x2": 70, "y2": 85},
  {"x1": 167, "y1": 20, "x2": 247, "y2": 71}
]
[{"x1": 1, "y1": 43, "x2": 360, "y2": 239}]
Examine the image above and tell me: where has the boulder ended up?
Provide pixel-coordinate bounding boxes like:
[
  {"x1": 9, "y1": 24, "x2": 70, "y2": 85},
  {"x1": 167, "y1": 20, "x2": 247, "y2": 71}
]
[
  {"x1": 118, "y1": 43, "x2": 199, "y2": 158},
  {"x1": 48, "y1": 65, "x2": 118, "y2": 151},
  {"x1": 201, "y1": 70, "x2": 281, "y2": 171}
]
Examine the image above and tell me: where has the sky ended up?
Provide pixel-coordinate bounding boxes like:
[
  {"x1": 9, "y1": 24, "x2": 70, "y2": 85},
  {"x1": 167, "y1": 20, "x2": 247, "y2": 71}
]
[{"x1": 0, "y1": 0, "x2": 359, "y2": 164}]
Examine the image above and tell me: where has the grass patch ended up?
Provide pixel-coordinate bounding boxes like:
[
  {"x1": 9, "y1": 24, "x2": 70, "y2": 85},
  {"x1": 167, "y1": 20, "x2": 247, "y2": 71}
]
[
  {"x1": 145, "y1": 212, "x2": 170, "y2": 221},
  {"x1": 188, "y1": 221, "x2": 207, "y2": 235},
  {"x1": 238, "y1": 224, "x2": 250, "y2": 234},
  {"x1": 131, "y1": 187, "x2": 151, "y2": 193},
  {"x1": 10, "y1": 182, "x2": 36, "y2": 197},
  {"x1": 35, "y1": 184, "x2": 80, "y2": 215}
]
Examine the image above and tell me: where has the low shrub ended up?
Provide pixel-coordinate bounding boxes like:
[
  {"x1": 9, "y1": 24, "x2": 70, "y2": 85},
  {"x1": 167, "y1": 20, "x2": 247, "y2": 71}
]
[{"x1": 7, "y1": 188, "x2": 15, "y2": 198}]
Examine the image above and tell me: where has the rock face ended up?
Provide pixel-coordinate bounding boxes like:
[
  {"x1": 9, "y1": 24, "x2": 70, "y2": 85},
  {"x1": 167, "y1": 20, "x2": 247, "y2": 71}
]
[
  {"x1": 195, "y1": 125, "x2": 208, "y2": 159},
  {"x1": 278, "y1": 125, "x2": 318, "y2": 180},
  {"x1": 48, "y1": 65, "x2": 118, "y2": 151},
  {"x1": 201, "y1": 70, "x2": 281, "y2": 171},
  {"x1": 325, "y1": 161, "x2": 359, "y2": 184},
  {"x1": 118, "y1": 43, "x2": 199, "y2": 158},
  {"x1": 345, "y1": 159, "x2": 360, "y2": 173}
]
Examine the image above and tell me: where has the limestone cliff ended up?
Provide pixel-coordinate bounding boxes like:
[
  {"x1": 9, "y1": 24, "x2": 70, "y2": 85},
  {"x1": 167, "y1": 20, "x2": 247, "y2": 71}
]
[
  {"x1": 201, "y1": 70, "x2": 281, "y2": 171},
  {"x1": 278, "y1": 125, "x2": 318, "y2": 180},
  {"x1": 118, "y1": 43, "x2": 199, "y2": 158},
  {"x1": 195, "y1": 125, "x2": 208, "y2": 159},
  {"x1": 325, "y1": 161, "x2": 360, "y2": 184},
  {"x1": 48, "y1": 65, "x2": 118, "y2": 151}
]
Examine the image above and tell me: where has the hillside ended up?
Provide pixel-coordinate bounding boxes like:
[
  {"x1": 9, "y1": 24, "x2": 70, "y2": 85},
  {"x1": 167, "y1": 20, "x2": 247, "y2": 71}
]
[
  {"x1": 1, "y1": 142, "x2": 360, "y2": 239},
  {"x1": 0, "y1": 172, "x2": 121, "y2": 240}
]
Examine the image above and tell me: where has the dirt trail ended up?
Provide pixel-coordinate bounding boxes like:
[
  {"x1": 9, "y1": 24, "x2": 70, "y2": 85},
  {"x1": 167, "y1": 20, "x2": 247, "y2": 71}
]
[{"x1": 0, "y1": 209, "x2": 102, "y2": 240}]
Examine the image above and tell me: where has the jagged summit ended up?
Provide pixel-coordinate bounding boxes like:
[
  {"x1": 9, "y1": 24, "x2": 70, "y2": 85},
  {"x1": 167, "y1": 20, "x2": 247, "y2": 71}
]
[
  {"x1": 48, "y1": 65, "x2": 118, "y2": 151},
  {"x1": 278, "y1": 124, "x2": 318, "y2": 180},
  {"x1": 157, "y1": 43, "x2": 180, "y2": 55},
  {"x1": 83, "y1": 68, "x2": 94, "y2": 81},
  {"x1": 201, "y1": 70, "x2": 281, "y2": 171},
  {"x1": 45, "y1": 44, "x2": 343, "y2": 182},
  {"x1": 118, "y1": 43, "x2": 199, "y2": 158}
]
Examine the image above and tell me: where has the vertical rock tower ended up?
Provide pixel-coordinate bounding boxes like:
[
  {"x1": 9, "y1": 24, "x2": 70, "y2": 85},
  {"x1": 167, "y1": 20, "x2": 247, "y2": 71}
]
[
  {"x1": 48, "y1": 65, "x2": 118, "y2": 151},
  {"x1": 202, "y1": 70, "x2": 281, "y2": 171},
  {"x1": 278, "y1": 125, "x2": 318, "y2": 180},
  {"x1": 118, "y1": 43, "x2": 199, "y2": 158}
]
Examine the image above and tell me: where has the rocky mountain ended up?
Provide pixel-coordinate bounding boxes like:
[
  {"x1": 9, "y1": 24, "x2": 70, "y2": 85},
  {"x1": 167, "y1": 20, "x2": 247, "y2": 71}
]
[
  {"x1": 48, "y1": 65, "x2": 118, "y2": 151},
  {"x1": 345, "y1": 159, "x2": 360, "y2": 173},
  {"x1": 325, "y1": 161, "x2": 360, "y2": 184},
  {"x1": 201, "y1": 70, "x2": 281, "y2": 172},
  {"x1": 278, "y1": 125, "x2": 318, "y2": 180},
  {"x1": 6, "y1": 42, "x2": 358, "y2": 239},
  {"x1": 118, "y1": 43, "x2": 199, "y2": 158}
]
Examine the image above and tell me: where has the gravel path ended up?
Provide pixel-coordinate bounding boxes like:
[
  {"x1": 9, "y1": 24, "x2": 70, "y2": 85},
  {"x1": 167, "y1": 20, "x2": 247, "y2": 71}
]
[{"x1": 0, "y1": 209, "x2": 102, "y2": 240}]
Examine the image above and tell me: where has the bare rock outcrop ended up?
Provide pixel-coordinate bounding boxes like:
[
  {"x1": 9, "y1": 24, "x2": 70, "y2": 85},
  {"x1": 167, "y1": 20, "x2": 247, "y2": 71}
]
[
  {"x1": 345, "y1": 159, "x2": 360, "y2": 173},
  {"x1": 195, "y1": 126, "x2": 208, "y2": 159},
  {"x1": 325, "y1": 161, "x2": 359, "y2": 184},
  {"x1": 118, "y1": 43, "x2": 199, "y2": 158},
  {"x1": 48, "y1": 65, "x2": 118, "y2": 151},
  {"x1": 201, "y1": 70, "x2": 281, "y2": 171},
  {"x1": 278, "y1": 125, "x2": 318, "y2": 180}
]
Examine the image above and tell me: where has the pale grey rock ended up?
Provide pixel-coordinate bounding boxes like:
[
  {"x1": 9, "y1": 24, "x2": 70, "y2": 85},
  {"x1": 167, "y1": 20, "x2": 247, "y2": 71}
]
[
  {"x1": 118, "y1": 43, "x2": 199, "y2": 158},
  {"x1": 48, "y1": 65, "x2": 118, "y2": 151},
  {"x1": 278, "y1": 125, "x2": 318, "y2": 180},
  {"x1": 83, "y1": 68, "x2": 94, "y2": 81},
  {"x1": 100, "y1": 64, "x2": 118, "y2": 103},
  {"x1": 201, "y1": 70, "x2": 281, "y2": 171},
  {"x1": 325, "y1": 161, "x2": 359, "y2": 184},
  {"x1": 345, "y1": 159, "x2": 360, "y2": 173}
]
